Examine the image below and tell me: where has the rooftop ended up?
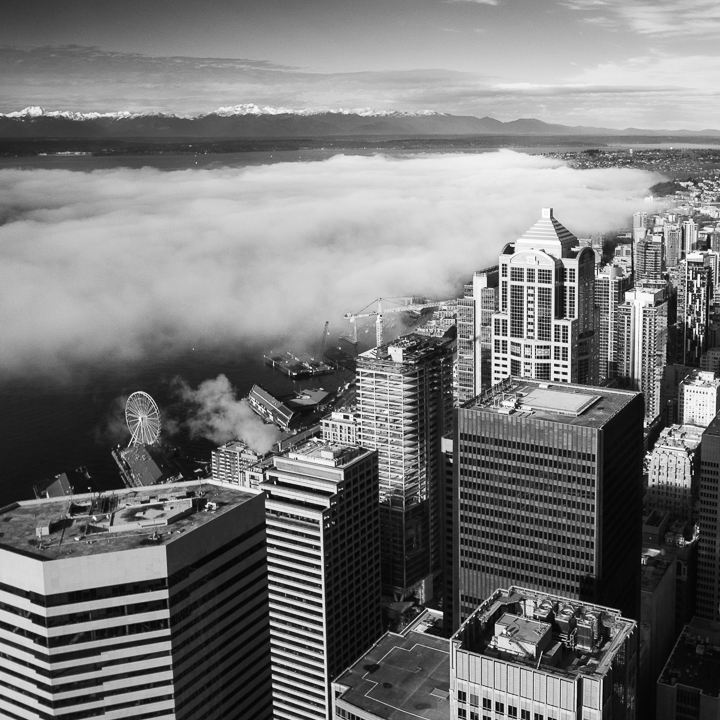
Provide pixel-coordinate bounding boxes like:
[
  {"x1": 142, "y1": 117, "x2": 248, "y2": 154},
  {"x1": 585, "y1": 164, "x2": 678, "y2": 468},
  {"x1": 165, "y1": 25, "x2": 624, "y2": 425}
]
[
  {"x1": 681, "y1": 369, "x2": 720, "y2": 388},
  {"x1": 653, "y1": 424, "x2": 703, "y2": 452},
  {"x1": 286, "y1": 438, "x2": 368, "y2": 468},
  {"x1": 658, "y1": 617, "x2": 720, "y2": 697},
  {"x1": 0, "y1": 480, "x2": 256, "y2": 561},
  {"x1": 358, "y1": 333, "x2": 453, "y2": 366},
  {"x1": 465, "y1": 377, "x2": 639, "y2": 428},
  {"x1": 452, "y1": 587, "x2": 636, "y2": 680},
  {"x1": 334, "y1": 609, "x2": 450, "y2": 720},
  {"x1": 512, "y1": 208, "x2": 578, "y2": 258}
]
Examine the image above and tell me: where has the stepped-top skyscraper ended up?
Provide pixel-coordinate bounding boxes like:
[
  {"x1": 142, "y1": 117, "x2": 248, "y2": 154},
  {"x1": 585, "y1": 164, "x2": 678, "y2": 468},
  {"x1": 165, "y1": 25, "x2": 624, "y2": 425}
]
[{"x1": 491, "y1": 208, "x2": 596, "y2": 386}]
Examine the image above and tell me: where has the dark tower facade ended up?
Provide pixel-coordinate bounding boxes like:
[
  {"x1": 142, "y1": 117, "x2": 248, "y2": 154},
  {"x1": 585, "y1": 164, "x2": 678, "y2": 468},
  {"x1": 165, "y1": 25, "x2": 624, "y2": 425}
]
[{"x1": 453, "y1": 378, "x2": 644, "y2": 630}]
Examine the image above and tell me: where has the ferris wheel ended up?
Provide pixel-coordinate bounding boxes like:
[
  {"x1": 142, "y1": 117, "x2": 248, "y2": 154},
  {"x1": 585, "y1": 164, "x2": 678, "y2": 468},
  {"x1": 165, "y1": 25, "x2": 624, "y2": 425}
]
[{"x1": 125, "y1": 391, "x2": 161, "y2": 446}]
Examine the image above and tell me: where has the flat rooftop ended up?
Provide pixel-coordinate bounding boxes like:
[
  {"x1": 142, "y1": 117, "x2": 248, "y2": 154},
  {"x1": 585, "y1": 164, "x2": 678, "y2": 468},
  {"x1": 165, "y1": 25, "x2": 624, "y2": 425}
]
[
  {"x1": 286, "y1": 438, "x2": 368, "y2": 468},
  {"x1": 358, "y1": 333, "x2": 452, "y2": 366},
  {"x1": 465, "y1": 378, "x2": 639, "y2": 428},
  {"x1": 0, "y1": 480, "x2": 256, "y2": 561},
  {"x1": 659, "y1": 617, "x2": 720, "y2": 696},
  {"x1": 334, "y1": 610, "x2": 450, "y2": 720},
  {"x1": 452, "y1": 587, "x2": 636, "y2": 680}
]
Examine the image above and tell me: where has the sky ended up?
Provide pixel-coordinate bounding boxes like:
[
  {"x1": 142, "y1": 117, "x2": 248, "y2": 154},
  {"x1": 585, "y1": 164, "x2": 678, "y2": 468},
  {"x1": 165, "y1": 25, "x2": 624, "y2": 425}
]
[
  {"x1": 1, "y1": 0, "x2": 719, "y2": 129},
  {"x1": 0, "y1": 151, "x2": 661, "y2": 380}
]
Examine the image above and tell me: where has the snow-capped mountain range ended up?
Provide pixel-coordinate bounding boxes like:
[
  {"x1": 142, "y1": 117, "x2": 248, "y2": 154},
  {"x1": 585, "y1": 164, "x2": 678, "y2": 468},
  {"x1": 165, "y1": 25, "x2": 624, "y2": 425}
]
[{"x1": 0, "y1": 106, "x2": 718, "y2": 138}]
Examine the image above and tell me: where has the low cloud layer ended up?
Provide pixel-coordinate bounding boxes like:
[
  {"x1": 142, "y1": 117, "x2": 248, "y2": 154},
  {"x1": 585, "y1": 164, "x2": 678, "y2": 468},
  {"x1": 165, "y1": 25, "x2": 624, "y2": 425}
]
[
  {"x1": 0, "y1": 151, "x2": 661, "y2": 376},
  {"x1": 174, "y1": 374, "x2": 281, "y2": 454}
]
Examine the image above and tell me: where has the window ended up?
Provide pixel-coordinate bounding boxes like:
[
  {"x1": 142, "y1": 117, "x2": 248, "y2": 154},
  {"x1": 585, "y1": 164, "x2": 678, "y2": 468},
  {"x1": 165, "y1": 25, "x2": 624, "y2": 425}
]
[
  {"x1": 458, "y1": 690, "x2": 467, "y2": 703},
  {"x1": 458, "y1": 710, "x2": 467, "y2": 719},
  {"x1": 470, "y1": 694, "x2": 479, "y2": 707},
  {"x1": 534, "y1": 714, "x2": 544, "y2": 720},
  {"x1": 495, "y1": 702, "x2": 504, "y2": 715},
  {"x1": 521, "y1": 711, "x2": 530, "y2": 720},
  {"x1": 508, "y1": 707, "x2": 518, "y2": 718},
  {"x1": 471, "y1": 713, "x2": 479, "y2": 720},
  {"x1": 483, "y1": 698, "x2": 492, "y2": 710}
]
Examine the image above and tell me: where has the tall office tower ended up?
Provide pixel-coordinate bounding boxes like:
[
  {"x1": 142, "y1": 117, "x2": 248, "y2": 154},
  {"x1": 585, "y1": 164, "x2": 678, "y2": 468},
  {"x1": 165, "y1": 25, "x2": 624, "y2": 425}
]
[
  {"x1": 450, "y1": 587, "x2": 638, "y2": 720},
  {"x1": 664, "y1": 223, "x2": 682, "y2": 268},
  {"x1": 645, "y1": 424, "x2": 703, "y2": 518},
  {"x1": 700, "y1": 347, "x2": 720, "y2": 374},
  {"x1": 615, "y1": 287, "x2": 668, "y2": 425},
  {"x1": 491, "y1": 208, "x2": 596, "y2": 386},
  {"x1": 678, "y1": 369, "x2": 720, "y2": 427},
  {"x1": 0, "y1": 481, "x2": 273, "y2": 720},
  {"x1": 261, "y1": 440, "x2": 382, "y2": 720},
  {"x1": 356, "y1": 333, "x2": 454, "y2": 600},
  {"x1": 454, "y1": 378, "x2": 643, "y2": 627},
  {"x1": 682, "y1": 217, "x2": 698, "y2": 255},
  {"x1": 698, "y1": 416, "x2": 720, "y2": 622},
  {"x1": 456, "y1": 266, "x2": 499, "y2": 404},
  {"x1": 633, "y1": 210, "x2": 648, "y2": 242},
  {"x1": 634, "y1": 235, "x2": 664, "y2": 286},
  {"x1": 595, "y1": 263, "x2": 633, "y2": 383},
  {"x1": 677, "y1": 253, "x2": 713, "y2": 366}
]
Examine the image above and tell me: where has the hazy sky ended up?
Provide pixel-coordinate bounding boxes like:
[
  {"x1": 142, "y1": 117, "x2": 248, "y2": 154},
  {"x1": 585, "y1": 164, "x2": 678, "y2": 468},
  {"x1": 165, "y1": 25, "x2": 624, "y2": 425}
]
[{"x1": 1, "y1": 0, "x2": 719, "y2": 128}]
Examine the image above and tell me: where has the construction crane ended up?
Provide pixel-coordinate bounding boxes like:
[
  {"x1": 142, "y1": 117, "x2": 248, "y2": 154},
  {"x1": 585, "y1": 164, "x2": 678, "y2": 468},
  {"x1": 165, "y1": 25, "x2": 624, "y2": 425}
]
[{"x1": 343, "y1": 296, "x2": 450, "y2": 349}]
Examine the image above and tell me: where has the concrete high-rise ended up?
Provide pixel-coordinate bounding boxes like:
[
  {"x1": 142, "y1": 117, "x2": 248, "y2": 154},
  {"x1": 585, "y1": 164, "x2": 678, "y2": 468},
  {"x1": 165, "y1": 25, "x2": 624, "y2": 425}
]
[
  {"x1": 456, "y1": 266, "x2": 499, "y2": 404},
  {"x1": 615, "y1": 286, "x2": 668, "y2": 425},
  {"x1": 698, "y1": 416, "x2": 720, "y2": 622},
  {"x1": 678, "y1": 369, "x2": 720, "y2": 427},
  {"x1": 356, "y1": 332, "x2": 454, "y2": 600},
  {"x1": 453, "y1": 378, "x2": 643, "y2": 628},
  {"x1": 682, "y1": 217, "x2": 698, "y2": 256},
  {"x1": 635, "y1": 234, "x2": 664, "y2": 286},
  {"x1": 595, "y1": 263, "x2": 632, "y2": 383},
  {"x1": 0, "y1": 481, "x2": 273, "y2": 720},
  {"x1": 491, "y1": 208, "x2": 596, "y2": 386},
  {"x1": 678, "y1": 252, "x2": 713, "y2": 366},
  {"x1": 451, "y1": 587, "x2": 638, "y2": 720},
  {"x1": 664, "y1": 223, "x2": 682, "y2": 268},
  {"x1": 261, "y1": 440, "x2": 382, "y2": 720}
]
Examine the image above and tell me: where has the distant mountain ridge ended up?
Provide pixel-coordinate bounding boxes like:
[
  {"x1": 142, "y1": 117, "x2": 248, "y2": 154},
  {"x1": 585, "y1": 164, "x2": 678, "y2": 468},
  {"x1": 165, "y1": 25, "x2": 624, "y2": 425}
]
[{"x1": 1, "y1": 106, "x2": 719, "y2": 138}]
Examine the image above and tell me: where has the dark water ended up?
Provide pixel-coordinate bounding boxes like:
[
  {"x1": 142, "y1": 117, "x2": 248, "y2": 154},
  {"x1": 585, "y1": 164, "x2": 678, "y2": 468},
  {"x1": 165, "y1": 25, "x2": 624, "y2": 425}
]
[{"x1": 0, "y1": 346, "x2": 352, "y2": 507}]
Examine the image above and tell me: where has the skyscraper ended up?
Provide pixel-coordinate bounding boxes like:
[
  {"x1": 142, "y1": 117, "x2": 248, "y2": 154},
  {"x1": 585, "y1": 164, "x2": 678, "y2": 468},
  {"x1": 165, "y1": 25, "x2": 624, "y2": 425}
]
[
  {"x1": 697, "y1": 416, "x2": 720, "y2": 622},
  {"x1": 682, "y1": 217, "x2": 698, "y2": 256},
  {"x1": 356, "y1": 332, "x2": 454, "y2": 600},
  {"x1": 664, "y1": 223, "x2": 682, "y2": 269},
  {"x1": 0, "y1": 481, "x2": 273, "y2": 720},
  {"x1": 491, "y1": 208, "x2": 596, "y2": 386},
  {"x1": 595, "y1": 263, "x2": 632, "y2": 383},
  {"x1": 635, "y1": 235, "x2": 664, "y2": 287},
  {"x1": 678, "y1": 252, "x2": 712, "y2": 366},
  {"x1": 261, "y1": 440, "x2": 382, "y2": 720},
  {"x1": 456, "y1": 266, "x2": 499, "y2": 404},
  {"x1": 615, "y1": 286, "x2": 668, "y2": 425},
  {"x1": 453, "y1": 378, "x2": 643, "y2": 628}
]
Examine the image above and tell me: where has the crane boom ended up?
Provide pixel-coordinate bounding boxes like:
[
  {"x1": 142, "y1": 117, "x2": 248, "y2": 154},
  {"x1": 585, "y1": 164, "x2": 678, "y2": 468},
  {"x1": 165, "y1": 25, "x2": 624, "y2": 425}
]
[{"x1": 343, "y1": 296, "x2": 451, "y2": 347}]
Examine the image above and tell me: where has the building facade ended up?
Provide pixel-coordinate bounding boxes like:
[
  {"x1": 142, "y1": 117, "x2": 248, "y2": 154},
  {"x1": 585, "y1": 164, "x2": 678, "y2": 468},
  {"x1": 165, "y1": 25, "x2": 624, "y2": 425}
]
[
  {"x1": 491, "y1": 208, "x2": 596, "y2": 386},
  {"x1": 678, "y1": 369, "x2": 720, "y2": 427},
  {"x1": 615, "y1": 286, "x2": 668, "y2": 424},
  {"x1": 356, "y1": 333, "x2": 454, "y2": 600},
  {"x1": 595, "y1": 263, "x2": 633, "y2": 383},
  {"x1": 450, "y1": 587, "x2": 638, "y2": 720},
  {"x1": 456, "y1": 266, "x2": 499, "y2": 404},
  {"x1": 454, "y1": 379, "x2": 644, "y2": 627},
  {"x1": 678, "y1": 253, "x2": 712, "y2": 367},
  {"x1": 261, "y1": 440, "x2": 382, "y2": 720},
  {"x1": 698, "y1": 417, "x2": 720, "y2": 622},
  {"x1": 0, "y1": 481, "x2": 272, "y2": 720}
]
